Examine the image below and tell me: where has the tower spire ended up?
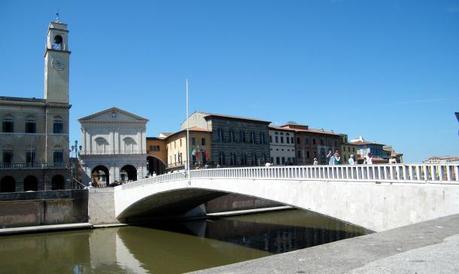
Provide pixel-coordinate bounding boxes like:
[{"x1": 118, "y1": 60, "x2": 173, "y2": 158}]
[{"x1": 55, "y1": 10, "x2": 60, "y2": 22}]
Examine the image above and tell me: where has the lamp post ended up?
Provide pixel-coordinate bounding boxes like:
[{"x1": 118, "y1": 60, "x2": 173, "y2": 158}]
[{"x1": 186, "y1": 79, "x2": 191, "y2": 181}]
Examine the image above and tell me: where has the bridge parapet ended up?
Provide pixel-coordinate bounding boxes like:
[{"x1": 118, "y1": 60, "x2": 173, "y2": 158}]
[
  {"x1": 124, "y1": 164, "x2": 459, "y2": 188},
  {"x1": 190, "y1": 164, "x2": 459, "y2": 184}
]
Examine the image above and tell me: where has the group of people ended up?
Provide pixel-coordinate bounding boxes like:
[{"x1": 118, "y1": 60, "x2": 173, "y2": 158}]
[{"x1": 312, "y1": 150, "x2": 374, "y2": 166}]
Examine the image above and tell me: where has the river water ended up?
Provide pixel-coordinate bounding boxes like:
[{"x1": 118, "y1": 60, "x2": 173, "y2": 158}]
[{"x1": 0, "y1": 209, "x2": 369, "y2": 274}]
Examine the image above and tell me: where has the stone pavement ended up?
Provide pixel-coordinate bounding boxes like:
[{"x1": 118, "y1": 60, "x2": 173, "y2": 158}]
[{"x1": 192, "y1": 214, "x2": 459, "y2": 274}]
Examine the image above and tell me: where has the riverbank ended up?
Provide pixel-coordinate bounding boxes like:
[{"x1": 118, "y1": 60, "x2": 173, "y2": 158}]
[
  {"x1": 192, "y1": 214, "x2": 459, "y2": 273},
  {"x1": 0, "y1": 223, "x2": 93, "y2": 236}
]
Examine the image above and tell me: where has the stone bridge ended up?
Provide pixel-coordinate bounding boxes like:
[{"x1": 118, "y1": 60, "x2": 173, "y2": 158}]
[{"x1": 88, "y1": 164, "x2": 459, "y2": 232}]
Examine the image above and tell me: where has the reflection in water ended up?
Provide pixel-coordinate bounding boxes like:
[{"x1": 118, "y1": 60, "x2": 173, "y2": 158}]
[{"x1": 0, "y1": 209, "x2": 369, "y2": 274}]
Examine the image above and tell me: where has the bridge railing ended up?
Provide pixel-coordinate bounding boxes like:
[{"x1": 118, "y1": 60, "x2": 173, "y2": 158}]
[
  {"x1": 120, "y1": 171, "x2": 187, "y2": 189},
  {"x1": 120, "y1": 164, "x2": 459, "y2": 189},
  {"x1": 190, "y1": 164, "x2": 459, "y2": 184}
]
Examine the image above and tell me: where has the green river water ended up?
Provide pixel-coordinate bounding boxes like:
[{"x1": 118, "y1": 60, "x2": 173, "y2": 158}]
[{"x1": 0, "y1": 209, "x2": 369, "y2": 274}]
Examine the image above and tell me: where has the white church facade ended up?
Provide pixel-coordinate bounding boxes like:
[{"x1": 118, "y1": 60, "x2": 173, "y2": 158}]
[{"x1": 79, "y1": 107, "x2": 148, "y2": 186}]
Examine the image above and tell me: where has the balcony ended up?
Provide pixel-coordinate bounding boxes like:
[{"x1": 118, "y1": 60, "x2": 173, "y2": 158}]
[
  {"x1": 0, "y1": 162, "x2": 68, "y2": 169},
  {"x1": 79, "y1": 150, "x2": 146, "y2": 156}
]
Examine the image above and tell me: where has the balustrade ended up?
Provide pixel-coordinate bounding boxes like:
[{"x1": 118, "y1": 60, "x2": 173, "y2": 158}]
[{"x1": 121, "y1": 164, "x2": 459, "y2": 190}]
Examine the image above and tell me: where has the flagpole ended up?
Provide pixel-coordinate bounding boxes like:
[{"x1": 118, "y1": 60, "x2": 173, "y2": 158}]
[{"x1": 186, "y1": 79, "x2": 191, "y2": 180}]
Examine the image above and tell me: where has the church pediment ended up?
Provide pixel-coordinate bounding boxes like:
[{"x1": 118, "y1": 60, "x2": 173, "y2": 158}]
[{"x1": 79, "y1": 107, "x2": 148, "y2": 123}]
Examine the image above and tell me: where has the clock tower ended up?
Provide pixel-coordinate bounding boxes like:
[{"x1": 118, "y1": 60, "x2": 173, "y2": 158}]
[{"x1": 44, "y1": 19, "x2": 70, "y2": 103}]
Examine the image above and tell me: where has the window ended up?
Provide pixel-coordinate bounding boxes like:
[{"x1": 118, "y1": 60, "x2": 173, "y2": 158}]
[
  {"x1": 286, "y1": 137, "x2": 289, "y2": 144},
  {"x1": 291, "y1": 137, "x2": 294, "y2": 143},
  {"x1": 313, "y1": 138, "x2": 316, "y2": 145},
  {"x1": 26, "y1": 151, "x2": 35, "y2": 166},
  {"x1": 305, "y1": 138, "x2": 309, "y2": 144},
  {"x1": 149, "y1": 145, "x2": 154, "y2": 151},
  {"x1": 3, "y1": 151, "x2": 13, "y2": 164},
  {"x1": 320, "y1": 139, "x2": 324, "y2": 145},
  {"x1": 275, "y1": 136, "x2": 279, "y2": 143},
  {"x1": 230, "y1": 130, "x2": 235, "y2": 142},
  {"x1": 297, "y1": 137, "x2": 300, "y2": 144},
  {"x1": 306, "y1": 151, "x2": 310, "y2": 159},
  {"x1": 251, "y1": 132, "x2": 256, "y2": 144},
  {"x1": 123, "y1": 137, "x2": 137, "y2": 153},
  {"x1": 260, "y1": 132, "x2": 265, "y2": 144},
  {"x1": 270, "y1": 135, "x2": 273, "y2": 143},
  {"x1": 52, "y1": 35, "x2": 63, "y2": 50},
  {"x1": 191, "y1": 137, "x2": 196, "y2": 146},
  {"x1": 180, "y1": 139, "x2": 182, "y2": 147},
  {"x1": 297, "y1": 150, "x2": 302, "y2": 158},
  {"x1": 240, "y1": 130, "x2": 246, "y2": 143},
  {"x1": 2, "y1": 117, "x2": 14, "y2": 132},
  {"x1": 25, "y1": 119, "x2": 36, "y2": 133},
  {"x1": 53, "y1": 150, "x2": 64, "y2": 164},
  {"x1": 95, "y1": 137, "x2": 109, "y2": 153},
  {"x1": 153, "y1": 145, "x2": 160, "y2": 151},
  {"x1": 53, "y1": 118, "x2": 64, "y2": 134},
  {"x1": 217, "y1": 128, "x2": 224, "y2": 142},
  {"x1": 280, "y1": 136, "x2": 284, "y2": 143},
  {"x1": 242, "y1": 153, "x2": 248, "y2": 165},
  {"x1": 201, "y1": 138, "x2": 206, "y2": 146},
  {"x1": 219, "y1": 152, "x2": 225, "y2": 165},
  {"x1": 230, "y1": 153, "x2": 237, "y2": 165}
]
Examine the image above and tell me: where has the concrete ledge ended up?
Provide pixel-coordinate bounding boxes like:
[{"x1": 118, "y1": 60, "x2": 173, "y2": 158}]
[
  {"x1": 93, "y1": 223, "x2": 128, "y2": 228},
  {"x1": 0, "y1": 223, "x2": 92, "y2": 236},
  {"x1": 191, "y1": 214, "x2": 459, "y2": 274},
  {"x1": 206, "y1": 206, "x2": 293, "y2": 218}
]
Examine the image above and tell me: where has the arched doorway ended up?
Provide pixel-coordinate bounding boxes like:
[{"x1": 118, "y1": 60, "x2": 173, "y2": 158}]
[
  {"x1": 120, "y1": 165, "x2": 137, "y2": 182},
  {"x1": 24, "y1": 175, "x2": 38, "y2": 191},
  {"x1": 0, "y1": 176, "x2": 15, "y2": 192},
  {"x1": 147, "y1": 156, "x2": 166, "y2": 176},
  {"x1": 51, "y1": 175, "x2": 65, "y2": 190},
  {"x1": 92, "y1": 165, "x2": 110, "y2": 187}
]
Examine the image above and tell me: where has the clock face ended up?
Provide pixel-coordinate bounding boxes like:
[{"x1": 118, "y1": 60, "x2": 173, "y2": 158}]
[{"x1": 52, "y1": 57, "x2": 65, "y2": 71}]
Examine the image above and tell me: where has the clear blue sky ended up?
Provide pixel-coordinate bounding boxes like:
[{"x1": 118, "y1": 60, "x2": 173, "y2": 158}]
[{"x1": 1, "y1": 0, "x2": 458, "y2": 163}]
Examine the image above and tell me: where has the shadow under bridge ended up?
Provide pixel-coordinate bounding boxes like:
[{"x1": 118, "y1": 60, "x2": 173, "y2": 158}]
[{"x1": 116, "y1": 186, "x2": 227, "y2": 223}]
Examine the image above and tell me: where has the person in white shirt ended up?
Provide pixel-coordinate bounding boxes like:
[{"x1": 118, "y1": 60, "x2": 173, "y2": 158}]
[
  {"x1": 364, "y1": 153, "x2": 373, "y2": 164},
  {"x1": 348, "y1": 154, "x2": 355, "y2": 165}
]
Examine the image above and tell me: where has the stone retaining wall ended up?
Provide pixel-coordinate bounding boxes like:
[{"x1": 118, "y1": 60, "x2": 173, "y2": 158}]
[{"x1": 0, "y1": 190, "x2": 88, "y2": 228}]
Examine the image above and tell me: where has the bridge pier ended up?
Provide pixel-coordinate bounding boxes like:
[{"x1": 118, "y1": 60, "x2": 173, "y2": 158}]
[{"x1": 88, "y1": 188, "x2": 120, "y2": 225}]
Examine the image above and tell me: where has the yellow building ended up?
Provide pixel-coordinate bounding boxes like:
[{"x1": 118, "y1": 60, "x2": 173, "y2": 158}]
[
  {"x1": 146, "y1": 137, "x2": 167, "y2": 175},
  {"x1": 165, "y1": 127, "x2": 212, "y2": 170}
]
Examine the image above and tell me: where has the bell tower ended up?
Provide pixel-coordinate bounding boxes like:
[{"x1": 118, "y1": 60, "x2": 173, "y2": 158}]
[{"x1": 44, "y1": 19, "x2": 70, "y2": 103}]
